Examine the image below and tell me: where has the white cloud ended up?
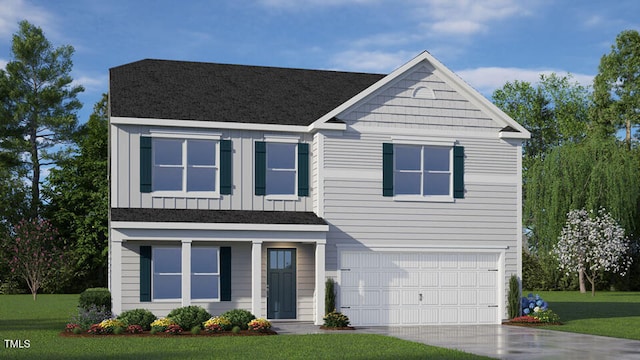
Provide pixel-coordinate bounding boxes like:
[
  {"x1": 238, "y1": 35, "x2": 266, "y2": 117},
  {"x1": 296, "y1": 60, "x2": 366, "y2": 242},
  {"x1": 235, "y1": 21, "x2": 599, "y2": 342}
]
[
  {"x1": 0, "y1": 58, "x2": 7, "y2": 69},
  {"x1": 330, "y1": 50, "x2": 413, "y2": 73},
  {"x1": 416, "y1": 0, "x2": 529, "y2": 37},
  {"x1": 456, "y1": 66, "x2": 594, "y2": 96},
  {"x1": 0, "y1": 0, "x2": 53, "y2": 40},
  {"x1": 72, "y1": 73, "x2": 108, "y2": 93}
]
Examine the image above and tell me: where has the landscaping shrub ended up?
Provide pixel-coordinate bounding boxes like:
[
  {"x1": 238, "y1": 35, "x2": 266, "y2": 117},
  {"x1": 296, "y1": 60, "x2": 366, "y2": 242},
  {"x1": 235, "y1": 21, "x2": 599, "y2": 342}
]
[
  {"x1": 150, "y1": 317, "x2": 174, "y2": 332},
  {"x1": 248, "y1": 318, "x2": 272, "y2": 332},
  {"x1": 325, "y1": 278, "x2": 336, "y2": 315},
  {"x1": 126, "y1": 324, "x2": 143, "y2": 334},
  {"x1": 99, "y1": 318, "x2": 125, "y2": 334},
  {"x1": 204, "y1": 316, "x2": 232, "y2": 332},
  {"x1": 79, "y1": 287, "x2": 112, "y2": 310},
  {"x1": 231, "y1": 326, "x2": 241, "y2": 334},
  {"x1": 117, "y1": 308, "x2": 157, "y2": 330},
  {"x1": 167, "y1": 305, "x2": 211, "y2": 330},
  {"x1": 521, "y1": 293, "x2": 548, "y2": 315},
  {"x1": 219, "y1": 309, "x2": 256, "y2": 330},
  {"x1": 190, "y1": 326, "x2": 201, "y2": 335},
  {"x1": 323, "y1": 311, "x2": 350, "y2": 328},
  {"x1": 69, "y1": 304, "x2": 112, "y2": 330},
  {"x1": 530, "y1": 309, "x2": 560, "y2": 323},
  {"x1": 507, "y1": 274, "x2": 520, "y2": 319},
  {"x1": 165, "y1": 324, "x2": 183, "y2": 335}
]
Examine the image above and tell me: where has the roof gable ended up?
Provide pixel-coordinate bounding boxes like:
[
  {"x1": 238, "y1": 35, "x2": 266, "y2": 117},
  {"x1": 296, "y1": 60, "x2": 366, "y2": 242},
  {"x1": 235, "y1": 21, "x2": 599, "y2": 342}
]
[{"x1": 109, "y1": 59, "x2": 384, "y2": 126}]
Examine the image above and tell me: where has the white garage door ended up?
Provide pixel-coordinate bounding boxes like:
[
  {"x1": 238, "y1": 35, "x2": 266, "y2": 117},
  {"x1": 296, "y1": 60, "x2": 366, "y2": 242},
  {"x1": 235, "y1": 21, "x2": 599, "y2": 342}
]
[{"x1": 339, "y1": 251, "x2": 501, "y2": 326}]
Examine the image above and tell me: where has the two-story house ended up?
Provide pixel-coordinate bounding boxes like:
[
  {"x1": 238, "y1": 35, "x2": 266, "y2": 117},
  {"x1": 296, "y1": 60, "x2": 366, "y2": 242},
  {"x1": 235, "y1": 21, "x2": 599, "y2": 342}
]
[{"x1": 108, "y1": 51, "x2": 530, "y2": 326}]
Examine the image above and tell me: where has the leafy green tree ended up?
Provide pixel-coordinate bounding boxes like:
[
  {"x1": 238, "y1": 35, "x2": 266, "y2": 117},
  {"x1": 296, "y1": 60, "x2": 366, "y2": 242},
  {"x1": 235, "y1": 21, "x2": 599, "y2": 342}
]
[
  {"x1": 493, "y1": 73, "x2": 590, "y2": 173},
  {"x1": 44, "y1": 94, "x2": 108, "y2": 290},
  {"x1": 0, "y1": 20, "x2": 83, "y2": 218},
  {"x1": 526, "y1": 138, "x2": 640, "y2": 254},
  {"x1": 593, "y1": 30, "x2": 640, "y2": 148}
]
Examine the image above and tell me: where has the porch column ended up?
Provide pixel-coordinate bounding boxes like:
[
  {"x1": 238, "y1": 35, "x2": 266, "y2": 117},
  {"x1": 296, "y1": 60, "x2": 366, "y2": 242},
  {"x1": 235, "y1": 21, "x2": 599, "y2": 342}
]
[
  {"x1": 251, "y1": 240, "x2": 263, "y2": 318},
  {"x1": 315, "y1": 240, "x2": 326, "y2": 325},
  {"x1": 111, "y1": 237, "x2": 123, "y2": 315},
  {"x1": 181, "y1": 240, "x2": 192, "y2": 306}
]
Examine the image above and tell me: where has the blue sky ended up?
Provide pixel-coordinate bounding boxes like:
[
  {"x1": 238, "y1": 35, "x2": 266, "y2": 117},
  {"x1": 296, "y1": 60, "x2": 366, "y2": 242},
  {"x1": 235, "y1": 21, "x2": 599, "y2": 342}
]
[{"x1": 1, "y1": 0, "x2": 639, "y2": 123}]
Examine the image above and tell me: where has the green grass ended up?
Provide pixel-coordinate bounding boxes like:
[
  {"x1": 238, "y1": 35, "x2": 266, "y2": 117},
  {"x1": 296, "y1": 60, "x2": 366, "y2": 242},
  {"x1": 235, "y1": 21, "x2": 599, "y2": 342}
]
[
  {"x1": 0, "y1": 294, "x2": 490, "y2": 359},
  {"x1": 530, "y1": 291, "x2": 640, "y2": 340}
]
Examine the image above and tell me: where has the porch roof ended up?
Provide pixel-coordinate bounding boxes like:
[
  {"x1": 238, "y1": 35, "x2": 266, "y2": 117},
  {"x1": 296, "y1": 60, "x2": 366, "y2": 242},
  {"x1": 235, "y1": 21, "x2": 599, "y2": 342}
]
[{"x1": 110, "y1": 208, "x2": 327, "y2": 225}]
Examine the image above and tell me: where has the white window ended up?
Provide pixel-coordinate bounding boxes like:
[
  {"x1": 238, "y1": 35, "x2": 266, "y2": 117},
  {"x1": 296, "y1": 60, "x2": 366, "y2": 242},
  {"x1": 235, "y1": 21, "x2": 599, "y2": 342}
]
[
  {"x1": 266, "y1": 142, "x2": 297, "y2": 195},
  {"x1": 191, "y1": 247, "x2": 220, "y2": 300},
  {"x1": 153, "y1": 139, "x2": 218, "y2": 193},
  {"x1": 152, "y1": 247, "x2": 181, "y2": 300},
  {"x1": 394, "y1": 145, "x2": 452, "y2": 196},
  {"x1": 152, "y1": 246, "x2": 220, "y2": 301}
]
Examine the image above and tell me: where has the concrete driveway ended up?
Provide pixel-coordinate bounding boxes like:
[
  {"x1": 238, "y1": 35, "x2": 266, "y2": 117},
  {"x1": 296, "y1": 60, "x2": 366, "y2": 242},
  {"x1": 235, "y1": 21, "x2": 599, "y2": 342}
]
[{"x1": 272, "y1": 322, "x2": 640, "y2": 360}]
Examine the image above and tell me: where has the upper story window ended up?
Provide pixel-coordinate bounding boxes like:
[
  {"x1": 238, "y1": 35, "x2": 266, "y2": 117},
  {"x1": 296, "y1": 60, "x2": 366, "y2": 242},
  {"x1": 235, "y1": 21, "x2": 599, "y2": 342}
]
[
  {"x1": 140, "y1": 135, "x2": 232, "y2": 196},
  {"x1": 255, "y1": 140, "x2": 309, "y2": 198},
  {"x1": 153, "y1": 139, "x2": 217, "y2": 192},
  {"x1": 266, "y1": 143, "x2": 297, "y2": 195},
  {"x1": 383, "y1": 142, "x2": 464, "y2": 201},
  {"x1": 394, "y1": 145, "x2": 451, "y2": 196}
]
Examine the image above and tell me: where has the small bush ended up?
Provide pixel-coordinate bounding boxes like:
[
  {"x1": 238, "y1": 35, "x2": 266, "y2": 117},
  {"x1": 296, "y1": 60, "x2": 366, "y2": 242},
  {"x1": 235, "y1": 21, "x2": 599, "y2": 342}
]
[
  {"x1": 72, "y1": 327, "x2": 82, "y2": 335},
  {"x1": 248, "y1": 318, "x2": 272, "y2": 332},
  {"x1": 232, "y1": 326, "x2": 241, "y2": 334},
  {"x1": 508, "y1": 274, "x2": 520, "y2": 319},
  {"x1": 167, "y1": 305, "x2": 211, "y2": 330},
  {"x1": 87, "y1": 324, "x2": 105, "y2": 335},
  {"x1": 220, "y1": 309, "x2": 256, "y2": 330},
  {"x1": 150, "y1": 317, "x2": 174, "y2": 332},
  {"x1": 204, "y1": 316, "x2": 232, "y2": 332},
  {"x1": 325, "y1": 278, "x2": 336, "y2": 315},
  {"x1": 65, "y1": 323, "x2": 81, "y2": 333},
  {"x1": 79, "y1": 288, "x2": 112, "y2": 311},
  {"x1": 190, "y1": 326, "x2": 201, "y2": 335},
  {"x1": 323, "y1": 311, "x2": 350, "y2": 328},
  {"x1": 165, "y1": 324, "x2": 183, "y2": 335},
  {"x1": 69, "y1": 304, "x2": 112, "y2": 330},
  {"x1": 117, "y1": 308, "x2": 157, "y2": 330},
  {"x1": 99, "y1": 319, "x2": 125, "y2": 334},
  {"x1": 112, "y1": 326, "x2": 125, "y2": 335},
  {"x1": 126, "y1": 324, "x2": 143, "y2": 334},
  {"x1": 531, "y1": 309, "x2": 560, "y2": 323}
]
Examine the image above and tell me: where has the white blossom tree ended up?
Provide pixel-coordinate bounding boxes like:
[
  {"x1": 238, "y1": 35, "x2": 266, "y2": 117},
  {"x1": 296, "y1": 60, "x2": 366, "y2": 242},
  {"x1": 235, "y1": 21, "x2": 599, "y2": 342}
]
[{"x1": 554, "y1": 208, "x2": 633, "y2": 296}]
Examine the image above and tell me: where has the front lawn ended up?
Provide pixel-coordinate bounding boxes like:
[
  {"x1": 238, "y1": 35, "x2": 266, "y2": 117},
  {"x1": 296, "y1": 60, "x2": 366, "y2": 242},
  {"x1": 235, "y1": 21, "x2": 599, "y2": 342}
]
[
  {"x1": 531, "y1": 291, "x2": 640, "y2": 340},
  {"x1": 0, "y1": 294, "x2": 490, "y2": 359}
]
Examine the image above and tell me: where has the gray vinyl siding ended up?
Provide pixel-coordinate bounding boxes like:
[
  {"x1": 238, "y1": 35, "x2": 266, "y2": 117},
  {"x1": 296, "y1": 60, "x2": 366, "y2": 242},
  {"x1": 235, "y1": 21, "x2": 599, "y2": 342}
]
[
  {"x1": 320, "y1": 64, "x2": 522, "y2": 318},
  {"x1": 111, "y1": 126, "x2": 313, "y2": 212}
]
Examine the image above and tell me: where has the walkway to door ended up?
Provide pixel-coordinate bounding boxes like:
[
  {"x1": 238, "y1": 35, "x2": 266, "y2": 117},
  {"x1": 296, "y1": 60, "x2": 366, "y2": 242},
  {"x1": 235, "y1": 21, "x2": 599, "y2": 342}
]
[{"x1": 272, "y1": 322, "x2": 640, "y2": 360}]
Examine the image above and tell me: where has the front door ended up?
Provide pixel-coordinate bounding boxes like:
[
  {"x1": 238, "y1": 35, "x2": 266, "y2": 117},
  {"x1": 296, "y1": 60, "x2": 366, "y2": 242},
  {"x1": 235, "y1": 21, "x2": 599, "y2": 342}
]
[{"x1": 267, "y1": 248, "x2": 296, "y2": 319}]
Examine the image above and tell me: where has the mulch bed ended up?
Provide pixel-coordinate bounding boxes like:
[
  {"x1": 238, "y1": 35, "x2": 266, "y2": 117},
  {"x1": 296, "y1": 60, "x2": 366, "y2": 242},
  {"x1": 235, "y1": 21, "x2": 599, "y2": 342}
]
[
  {"x1": 60, "y1": 330, "x2": 277, "y2": 337},
  {"x1": 319, "y1": 326, "x2": 356, "y2": 330},
  {"x1": 502, "y1": 321, "x2": 563, "y2": 327}
]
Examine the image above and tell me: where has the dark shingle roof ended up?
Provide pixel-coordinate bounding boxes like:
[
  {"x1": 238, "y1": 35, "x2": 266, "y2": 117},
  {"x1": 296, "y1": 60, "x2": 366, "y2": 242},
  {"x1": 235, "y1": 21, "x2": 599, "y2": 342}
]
[
  {"x1": 109, "y1": 59, "x2": 385, "y2": 126},
  {"x1": 111, "y1": 208, "x2": 327, "y2": 225}
]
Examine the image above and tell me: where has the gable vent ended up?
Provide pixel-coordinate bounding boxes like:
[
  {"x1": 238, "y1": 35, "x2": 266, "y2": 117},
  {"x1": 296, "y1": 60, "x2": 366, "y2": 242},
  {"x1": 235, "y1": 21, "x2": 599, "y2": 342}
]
[{"x1": 412, "y1": 86, "x2": 436, "y2": 99}]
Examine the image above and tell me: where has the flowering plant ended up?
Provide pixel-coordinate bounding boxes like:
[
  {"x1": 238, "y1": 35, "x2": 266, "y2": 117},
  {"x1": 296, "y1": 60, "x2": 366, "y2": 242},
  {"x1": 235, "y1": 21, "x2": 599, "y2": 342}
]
[
  {"x1": 510, "y1": 315, "x2": 542, "y2": 324},
  {"x1": 165, "y1": 324, "x2": 183, "y2": 335},
  {"x1": 521, "y1": 293, "x2": 548, "y2": 315},
  {"x1": 65, "y1": 323, "x2": 81, "y2": 333},
  {"x1": 150, "y1": 317, "x2": 174, "y2": 332},
  {"x1": 127, "y1": 324, "x2": 144, "y2": 334},
  {"x1": 204, "y1": 316, "x2": 232, "y2": 332},
  {"x1": 87, "y1": 323, "x2": 105, "y2": 335},
  {"x1": 247, "y1": 318, "x2": 272, "y2": 332},
  {"x1": 530, "y1": 309, "x2": 560, "y2": 323},
  {"x1": 99, "y1": 318, "x2": 125, "y2": 333}
]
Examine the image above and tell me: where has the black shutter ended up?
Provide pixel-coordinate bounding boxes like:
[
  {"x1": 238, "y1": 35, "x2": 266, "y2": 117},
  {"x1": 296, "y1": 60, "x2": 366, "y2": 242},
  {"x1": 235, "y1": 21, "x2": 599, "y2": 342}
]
[
  {"x1": 255, "y1": 142, "x2": 266, "y2": 195},
  {"x1": 453, "y1": 146, "x2": 464, "y2": 199},
  {"x1": 140, "y1": 246, "x2": 152, "y2": 302},
  {"x1": 220, "y1": 140, "x2": 232, "y2": 195},
  {"x1": 298, "y1": 143, "x2": 309, "y2": 196},
  {"x1": 220, "y1": 247, "x2": 232, "y2": 301},
  {"x1": 382, "y1": 143, "x2": 394, "y2": 196},
  {"x1": 140, "y1": 137, "x2": 152, "y2": 193}
]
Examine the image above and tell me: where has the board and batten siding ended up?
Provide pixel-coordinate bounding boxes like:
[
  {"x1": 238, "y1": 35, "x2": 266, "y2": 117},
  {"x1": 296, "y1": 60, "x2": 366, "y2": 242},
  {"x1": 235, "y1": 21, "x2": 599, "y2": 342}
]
[
  {"x1": 120, "y1": 242, "x2": 252, "y2": 317},
  {"x1": 111, "y1": 125, "x2": 314, "y2": 212},
  {"x1": 320, "y1": 63, "x2": 522, "y2": 319}
]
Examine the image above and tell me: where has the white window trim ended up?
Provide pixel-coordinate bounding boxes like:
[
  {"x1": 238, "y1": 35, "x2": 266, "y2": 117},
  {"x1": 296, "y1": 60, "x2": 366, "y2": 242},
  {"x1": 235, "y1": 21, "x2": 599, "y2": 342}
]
[
  {"x1": 151, "y1": 137, "x2": 221, "y2": 198},
  {"x1": 149, "y1": 128, "x2": 222, "y2": 140},
  {"x1": 265, "y1": 141, "x2": 298, "y2": 200},
  {"x1": 392, "y1": 144, "x2": 454, "y2": 202},
  {"x1": 152, "y1": 246, "x2": 182, "y2": 302},
  {"x1": 190, "y1": 246, "x2": 221, "y2": 302}
]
